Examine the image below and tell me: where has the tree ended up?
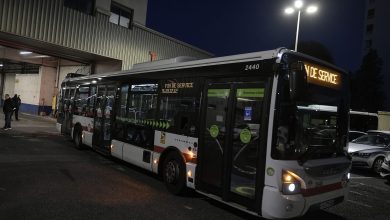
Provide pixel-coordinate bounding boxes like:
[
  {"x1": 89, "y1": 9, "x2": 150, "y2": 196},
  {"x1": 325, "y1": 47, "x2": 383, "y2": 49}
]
[
  {"x1": 291, "y1": 41, "x2": 334, "y2": 63},
  {"x1": 351, "y1": 49, "x2": 384, "y2": 112}
]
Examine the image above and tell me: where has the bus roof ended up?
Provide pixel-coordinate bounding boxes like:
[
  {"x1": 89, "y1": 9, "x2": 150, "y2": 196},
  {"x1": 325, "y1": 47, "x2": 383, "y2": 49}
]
[{"x1": 63, "y1": 48, "x2": 347, "y2": 84}]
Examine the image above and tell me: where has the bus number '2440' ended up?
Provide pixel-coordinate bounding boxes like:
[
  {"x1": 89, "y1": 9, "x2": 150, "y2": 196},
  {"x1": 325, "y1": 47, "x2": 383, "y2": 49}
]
[{"x1": 244, "y1": 63, "x2": 260, "y2": 71}]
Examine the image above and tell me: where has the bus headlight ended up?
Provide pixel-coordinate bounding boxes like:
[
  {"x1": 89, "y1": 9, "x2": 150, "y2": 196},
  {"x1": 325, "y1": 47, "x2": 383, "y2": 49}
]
[{"x1": 282, "y1": 170, "x2": 302, "y2": 195}]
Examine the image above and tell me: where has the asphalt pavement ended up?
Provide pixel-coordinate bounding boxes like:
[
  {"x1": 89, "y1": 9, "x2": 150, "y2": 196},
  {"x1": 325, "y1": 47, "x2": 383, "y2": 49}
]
[{"x1": 0, "y1": 112, "x2": 390, "y2": 220}]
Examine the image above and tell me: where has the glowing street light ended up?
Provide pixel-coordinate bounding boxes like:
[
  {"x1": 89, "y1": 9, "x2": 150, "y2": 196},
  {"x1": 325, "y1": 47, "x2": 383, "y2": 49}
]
[{"x1": 284, "y1": 1, "x2": 318, "y2": 51}]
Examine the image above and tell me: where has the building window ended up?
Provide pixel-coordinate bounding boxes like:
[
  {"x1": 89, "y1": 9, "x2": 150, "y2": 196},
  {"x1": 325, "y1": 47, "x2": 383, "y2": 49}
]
[
  {"x1": 367, "y1": 9, "x2": 375, "y2": 19},
  {"x1": 365, "y1": 40, "x2": 372, "y2": 49},
  {"x1": 109, "y1": 3, "x2": 133, "y2": 28},
  {"x1": 366, "y1": 24, "x2": 374, "y2": 34},
  {"x1": 64, "y1": 0, "x2": 95, "y2": 15}
]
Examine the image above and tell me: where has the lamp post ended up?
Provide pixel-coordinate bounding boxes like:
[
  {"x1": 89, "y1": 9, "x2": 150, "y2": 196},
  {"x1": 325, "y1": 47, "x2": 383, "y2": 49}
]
[{"x1": 285, "y1": 1, "x2": 318, "y2": 51}]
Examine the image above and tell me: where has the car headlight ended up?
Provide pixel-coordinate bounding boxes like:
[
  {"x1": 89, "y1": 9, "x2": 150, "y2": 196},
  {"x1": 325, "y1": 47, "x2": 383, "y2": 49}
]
[
  {"x1": 282, "y1": 170, "x2": 302, "y2": 195},
  {"x1": 357, "y1": 152, "x2": 371, "y2": 158}
]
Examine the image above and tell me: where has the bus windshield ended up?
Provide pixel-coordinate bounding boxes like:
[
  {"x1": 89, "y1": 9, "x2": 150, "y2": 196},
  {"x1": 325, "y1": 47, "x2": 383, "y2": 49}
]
[{"x1": 272, "y1": 65, "x2": 349, "y2": 162}]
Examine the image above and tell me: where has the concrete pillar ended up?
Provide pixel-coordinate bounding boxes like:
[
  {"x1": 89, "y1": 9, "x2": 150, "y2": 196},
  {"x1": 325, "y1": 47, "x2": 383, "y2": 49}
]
[{"x1": 3, "y1": 73, "x2": 15, "y2": 99}]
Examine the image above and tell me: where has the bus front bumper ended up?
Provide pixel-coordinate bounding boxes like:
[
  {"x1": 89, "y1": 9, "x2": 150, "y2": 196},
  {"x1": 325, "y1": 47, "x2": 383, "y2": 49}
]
[{"x1": 261, "y1": 184, "x2": 348, "y2": 219}]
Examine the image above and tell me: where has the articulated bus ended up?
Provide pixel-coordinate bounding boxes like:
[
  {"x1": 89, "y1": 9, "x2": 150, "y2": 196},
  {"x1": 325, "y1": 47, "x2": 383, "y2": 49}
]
[{"x1": 56, "y1": 48, "x2": 351, "y2": 219}]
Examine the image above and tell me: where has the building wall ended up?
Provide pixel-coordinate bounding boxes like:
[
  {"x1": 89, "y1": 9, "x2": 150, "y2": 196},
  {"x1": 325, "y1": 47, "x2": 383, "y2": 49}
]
[
  {"x1": 3, "y1": 73, "x2": 15, "y2": 99},
  {"x1": 14, "y1": 73, "x2": 41, "y2": 114},
  {"x1": 39, "y1": 66, "x2": 57, "y2": 115},
  {"x1": 0, "y1": 0, "x2": 211, "y2": 71},
  {"x1": 362, "y1": 0, "x2": 390, "y2": 108}
]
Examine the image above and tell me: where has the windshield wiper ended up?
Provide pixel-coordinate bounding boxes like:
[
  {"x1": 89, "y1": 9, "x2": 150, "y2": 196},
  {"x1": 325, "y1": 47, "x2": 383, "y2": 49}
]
[{"x1": 298, "y1": 145, "x2": 335, "y2": 166}]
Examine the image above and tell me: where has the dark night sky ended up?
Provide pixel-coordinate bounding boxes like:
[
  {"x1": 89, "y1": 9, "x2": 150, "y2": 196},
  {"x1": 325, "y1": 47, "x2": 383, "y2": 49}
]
[{"x1": 146, "y1": 0, "x2": 366, "y2": 72}]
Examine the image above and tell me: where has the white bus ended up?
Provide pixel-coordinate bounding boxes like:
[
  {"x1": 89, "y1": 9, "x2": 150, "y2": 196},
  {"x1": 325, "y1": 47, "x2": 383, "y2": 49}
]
[{"x1": 56, "y1": 48, "x2": 351, "y2": 219}]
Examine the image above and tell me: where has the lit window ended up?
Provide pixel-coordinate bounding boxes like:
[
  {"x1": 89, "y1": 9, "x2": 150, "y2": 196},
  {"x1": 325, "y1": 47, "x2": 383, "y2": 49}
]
[{"x1": 109, "y1": 4, "x2": 133, "y2": 28}]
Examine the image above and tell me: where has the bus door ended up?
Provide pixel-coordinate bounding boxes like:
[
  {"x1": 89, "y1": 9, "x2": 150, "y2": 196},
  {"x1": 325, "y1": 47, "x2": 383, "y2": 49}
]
[
  {"x1": 93, "y1": 85, "x2": 116, "y2": 151},
  {"x1": 198, "y1": 82, "x2": 265, "y2": 211},
  {"x1": 62, "y1": 88, "x2": 75, "y2": 135}
]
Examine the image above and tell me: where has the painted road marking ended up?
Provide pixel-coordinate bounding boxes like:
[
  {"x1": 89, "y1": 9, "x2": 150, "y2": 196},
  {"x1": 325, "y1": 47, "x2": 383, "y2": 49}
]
[
  {"x1": 351, "y1": 176, "x2": 373, "y2": 179},
  {"x1": 184, "y1": 206, "x2": 193, "y2": 210},
  {"x1": 347, "y1": 199, "x2": 372, "y2": 208},
  {"x1": 357, "y1": 182, "x2": 389, "y2": 192},
  {"x1": 350, "y1": 190, "x2": 364, "y2": 196},
  {"x1": 116, "y1": 166, "x2": 126, "y2": 172}
]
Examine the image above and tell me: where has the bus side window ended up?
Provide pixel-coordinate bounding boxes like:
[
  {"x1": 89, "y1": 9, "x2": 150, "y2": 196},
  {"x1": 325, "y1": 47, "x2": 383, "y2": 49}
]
[
  {"x1": 159, "y1": 96, "x2": 199, "y2": 136},
  {"x1": 115, "y1": 83, "x2": 158, "y2": 150},
  {"x1": 87, "y1": 86, "x2": 97, "y2": 117},
  {"x1": 74, "y1": 86, "x2": 90, "y2": 116}
]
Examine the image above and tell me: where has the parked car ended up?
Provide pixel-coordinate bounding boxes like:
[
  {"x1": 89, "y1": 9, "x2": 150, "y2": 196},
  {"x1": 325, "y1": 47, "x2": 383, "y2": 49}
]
[
  {"x1": 348, "y1": 131, "x2": 367, "y2": 142},
  {"x1": 367, "y1": 130, "x2": 390, "y2": 135},
  {"x1": 348, "y1": 133, "x2": 390, "y2": 174},
  {"x1": 380, "y1": 152, "x2": 390, "y2": 181}
]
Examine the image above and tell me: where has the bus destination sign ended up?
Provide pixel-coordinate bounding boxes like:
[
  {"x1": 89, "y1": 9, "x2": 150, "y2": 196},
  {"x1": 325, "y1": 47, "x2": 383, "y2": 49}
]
[
  {"x1": 161, "y1": 80, "x2": 194, "y2": 94},
  {"x1": 304, "y1": 62, "x2": 341, "y2": 89}
]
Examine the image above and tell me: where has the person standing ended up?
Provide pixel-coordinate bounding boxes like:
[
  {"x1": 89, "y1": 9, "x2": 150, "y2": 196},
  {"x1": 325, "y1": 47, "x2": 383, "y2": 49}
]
[
  {"x1": 3, "y1": 94, "x2": 15, "y2": 130},
  {"x1": 12, "y1": 94, "x2": 21, "y2": 121}
]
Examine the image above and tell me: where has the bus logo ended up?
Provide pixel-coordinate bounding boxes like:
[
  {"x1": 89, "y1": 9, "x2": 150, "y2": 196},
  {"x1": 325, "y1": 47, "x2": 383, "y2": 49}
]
[{"x1": 160, "y1": 132, "x2": 166, "y2": 144}]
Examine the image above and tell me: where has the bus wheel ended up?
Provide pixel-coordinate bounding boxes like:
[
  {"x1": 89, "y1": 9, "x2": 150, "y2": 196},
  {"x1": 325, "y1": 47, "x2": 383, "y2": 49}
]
[
  {"x1": 163, "y1": 152, "x2": 187, "y2": 195},
  {"x1": 73, "y1": 128, "x2": 83, "y2": 150}
]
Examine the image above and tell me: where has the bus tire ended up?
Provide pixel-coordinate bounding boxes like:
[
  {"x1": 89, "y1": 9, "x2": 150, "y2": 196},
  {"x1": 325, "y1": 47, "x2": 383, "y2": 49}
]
[
  {"x1": 73, "y1": 127, "x2": 83, "y2": 150},
  {"x1": 162, "y1": 151, "x2": 187, "y2": 195}
]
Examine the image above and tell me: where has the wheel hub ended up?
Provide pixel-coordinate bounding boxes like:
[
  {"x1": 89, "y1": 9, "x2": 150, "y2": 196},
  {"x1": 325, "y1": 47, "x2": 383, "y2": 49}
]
[{"x1": 165, "y1": 161, "x2": 178, "y2": 184}]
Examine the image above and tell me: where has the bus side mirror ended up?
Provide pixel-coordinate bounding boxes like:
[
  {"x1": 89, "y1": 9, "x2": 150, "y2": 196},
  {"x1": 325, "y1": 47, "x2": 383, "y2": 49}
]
[{"x1": 289, "y1": 62, "x2": 307, "y2": 102}]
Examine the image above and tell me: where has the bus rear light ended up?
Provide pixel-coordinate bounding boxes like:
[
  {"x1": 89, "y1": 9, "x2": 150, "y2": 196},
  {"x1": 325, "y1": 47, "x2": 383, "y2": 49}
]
[
  {"x1": 282, "y1": 170, "x2": 302, "y2": 195},
  {"x1": 153, "y1": 159, "x2": 158, "y2": 164},
  {"x1": 187, "y1": 170, "x2": 192, "y2": 178}
]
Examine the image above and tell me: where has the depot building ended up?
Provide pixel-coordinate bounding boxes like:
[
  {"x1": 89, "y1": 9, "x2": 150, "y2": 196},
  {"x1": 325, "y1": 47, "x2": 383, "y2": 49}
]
[{"x1": 0, "y1": 0, "x2": 211, "y2": 115}]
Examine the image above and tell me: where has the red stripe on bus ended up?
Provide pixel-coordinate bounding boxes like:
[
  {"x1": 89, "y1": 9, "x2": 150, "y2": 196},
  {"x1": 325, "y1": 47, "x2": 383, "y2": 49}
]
[
  {"x1": 301, "y1": 182, "x2": 343, "y2": 197},
  {"x1": 154, "y1": 145, "x2": 165, "y2": 153}
]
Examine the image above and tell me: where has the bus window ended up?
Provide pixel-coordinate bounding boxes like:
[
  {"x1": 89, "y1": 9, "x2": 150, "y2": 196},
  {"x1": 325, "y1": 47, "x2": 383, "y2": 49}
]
[
  {"x1": 74, "y1": 86, "x2": 90, "y2": 116},
  {"x1": 159, "y1": 96, "x2": 199, "y2": 136},
  {"x1": 114, "y1": 83, "x2": 158, "y2": 149},
  {"x1": 87, "y1": 86, "x2": 97, "y2": 117},
  {"x1": 117, "y1": 84, "x2": 129, "y2": 118},
  {"x1": 128, "y1": 93, "x2": 158, "y2": 121}
]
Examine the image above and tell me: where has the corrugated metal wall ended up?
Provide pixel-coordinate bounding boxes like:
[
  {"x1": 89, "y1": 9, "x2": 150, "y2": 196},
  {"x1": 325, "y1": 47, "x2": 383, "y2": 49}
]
[{"x1": 0, "y1": 0, "x2": 211, "y2": 69}]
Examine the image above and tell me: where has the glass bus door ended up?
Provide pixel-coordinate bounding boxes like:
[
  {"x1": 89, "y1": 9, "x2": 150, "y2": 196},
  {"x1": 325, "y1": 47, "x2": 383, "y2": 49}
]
[
  {"x1": 62, "y1": 88, "x2": 75, "y2": 135},
  {"x1": 93, "y1": 85, "x2": 116, "y2": 151},
  {"x1": 198, "y1": 82, "x2": 265, "y2": 211}
]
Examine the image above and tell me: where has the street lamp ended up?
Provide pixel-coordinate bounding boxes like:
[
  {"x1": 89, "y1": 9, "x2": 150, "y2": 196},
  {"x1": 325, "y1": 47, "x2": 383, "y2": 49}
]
[{"x1": 284, "y1": 1, "x2": 318, "y2": 51}]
